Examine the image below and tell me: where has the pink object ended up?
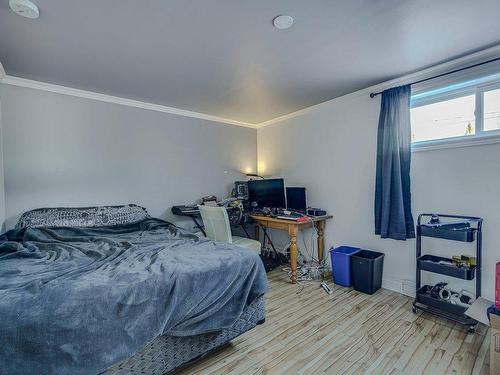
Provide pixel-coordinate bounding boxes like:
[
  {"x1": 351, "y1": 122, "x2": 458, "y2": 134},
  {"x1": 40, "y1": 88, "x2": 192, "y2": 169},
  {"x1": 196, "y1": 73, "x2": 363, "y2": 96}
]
[{"x1": 496, "y1": 263, "x2": 500, "y2": 309}]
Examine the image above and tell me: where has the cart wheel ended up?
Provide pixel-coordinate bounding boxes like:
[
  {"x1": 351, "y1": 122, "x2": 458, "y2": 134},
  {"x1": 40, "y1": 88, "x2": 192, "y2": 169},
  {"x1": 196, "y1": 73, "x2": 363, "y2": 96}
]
[
  {"x1": 412, "y1": 306, "x2": 419, "y2": 314},
  {"x1": 468, "y1": 326, "x2": 476, "y2": 334}
]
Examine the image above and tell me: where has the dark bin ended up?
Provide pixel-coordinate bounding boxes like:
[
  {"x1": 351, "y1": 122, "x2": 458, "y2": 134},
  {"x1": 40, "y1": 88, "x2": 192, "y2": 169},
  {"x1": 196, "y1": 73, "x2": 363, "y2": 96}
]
[{"x1": 351, "y1": 250, "x2": 385, "y2": 294}]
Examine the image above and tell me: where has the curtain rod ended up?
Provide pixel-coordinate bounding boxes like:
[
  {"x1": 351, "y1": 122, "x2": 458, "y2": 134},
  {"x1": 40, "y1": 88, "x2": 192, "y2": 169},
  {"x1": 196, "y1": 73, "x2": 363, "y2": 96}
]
[{"x1": 369, "y1": 56, "x2": 500, "y2": 98}]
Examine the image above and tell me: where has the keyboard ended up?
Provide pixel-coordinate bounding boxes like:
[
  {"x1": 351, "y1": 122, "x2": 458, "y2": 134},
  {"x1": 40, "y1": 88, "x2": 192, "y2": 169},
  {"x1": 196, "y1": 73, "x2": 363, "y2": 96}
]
[
  {"x1": 277, "y1": 212, "x2": 307, "y2": 221},
  {"x1": 171, "y1": 205, "x2": 200, "y2": 216}
]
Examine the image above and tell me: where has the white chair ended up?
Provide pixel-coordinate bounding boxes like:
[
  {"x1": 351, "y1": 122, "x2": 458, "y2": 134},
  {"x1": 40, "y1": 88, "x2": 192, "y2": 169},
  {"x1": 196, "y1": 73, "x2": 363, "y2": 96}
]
[{"x1": 198, "y1": 205, "x2": 261, "y2": 255}]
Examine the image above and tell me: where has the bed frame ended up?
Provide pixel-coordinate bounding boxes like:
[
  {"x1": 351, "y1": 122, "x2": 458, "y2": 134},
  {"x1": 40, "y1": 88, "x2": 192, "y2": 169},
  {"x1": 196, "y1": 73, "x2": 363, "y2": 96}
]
[{"x1": 102, "y1": 296, "x2": 265, "y2": 375}]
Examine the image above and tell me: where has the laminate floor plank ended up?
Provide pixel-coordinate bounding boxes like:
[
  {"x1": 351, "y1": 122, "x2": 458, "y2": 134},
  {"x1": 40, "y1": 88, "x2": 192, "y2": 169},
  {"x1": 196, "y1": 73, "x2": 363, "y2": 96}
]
[{"x1": 176, "y1": 270, "x2": 490, "y2": 375}]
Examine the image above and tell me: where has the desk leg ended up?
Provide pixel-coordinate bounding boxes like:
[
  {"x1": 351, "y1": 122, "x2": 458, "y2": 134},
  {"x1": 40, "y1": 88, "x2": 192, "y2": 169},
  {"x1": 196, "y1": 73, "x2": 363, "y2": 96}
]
[
  {"x1": 288, "y1": 225, "x2": 299, "y2": 284},
  {"x1": 315, "y1": 220, "x2": 325, "y2": 263},
  {"x1": 254, "y1": 225, "x2": 260, "y2": 242}
]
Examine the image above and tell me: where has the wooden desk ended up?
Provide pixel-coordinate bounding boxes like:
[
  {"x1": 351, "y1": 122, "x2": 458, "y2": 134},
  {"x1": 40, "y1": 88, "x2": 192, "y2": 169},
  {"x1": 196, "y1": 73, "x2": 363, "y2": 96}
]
[{"x1": 251, "y1": 214, "x2": 333, "y2": 284}]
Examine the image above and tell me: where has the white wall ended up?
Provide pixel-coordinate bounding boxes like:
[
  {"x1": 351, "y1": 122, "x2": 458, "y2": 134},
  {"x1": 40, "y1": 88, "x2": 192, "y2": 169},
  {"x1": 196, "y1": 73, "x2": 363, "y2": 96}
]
[
  {"x1": 0, "y1": 84, "x2": 257, "y2": 229},
  {"x1": 258, "y1": 88, "x2": 500, "y2": 301}
]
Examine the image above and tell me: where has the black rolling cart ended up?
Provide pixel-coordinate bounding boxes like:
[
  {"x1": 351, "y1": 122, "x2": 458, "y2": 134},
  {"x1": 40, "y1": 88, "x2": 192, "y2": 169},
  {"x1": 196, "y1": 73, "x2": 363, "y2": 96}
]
[{"x1": 412, "y1": 213, "x2": 483, "y2": 333}]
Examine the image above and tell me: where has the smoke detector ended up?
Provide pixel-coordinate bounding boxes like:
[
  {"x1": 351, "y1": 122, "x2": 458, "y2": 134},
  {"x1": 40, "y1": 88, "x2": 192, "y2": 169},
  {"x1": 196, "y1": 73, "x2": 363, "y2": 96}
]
[
  {"x1": 9, "y1": 0, "x2": 39, "y2": 19},
  {"x1": 272, "y1": 15, "x2": 294, "y2": 30}
]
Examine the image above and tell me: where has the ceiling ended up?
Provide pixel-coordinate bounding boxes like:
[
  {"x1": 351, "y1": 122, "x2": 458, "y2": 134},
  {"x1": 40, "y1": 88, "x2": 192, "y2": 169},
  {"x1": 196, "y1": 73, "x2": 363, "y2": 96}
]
[{"x1": 1, "y1": 0, "x2": 500, "y2": 124}]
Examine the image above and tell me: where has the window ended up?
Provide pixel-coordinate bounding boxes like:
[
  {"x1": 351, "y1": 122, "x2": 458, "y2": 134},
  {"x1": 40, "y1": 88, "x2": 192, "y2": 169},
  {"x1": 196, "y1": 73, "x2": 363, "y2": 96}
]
[
  {"x1": 410, "y1": 76, "x2": 500, "y2": 147},
  {"x1": 411, "y1": 94, "x2": 475, "y2": 142},
  {"x1": 484, "y1": 87, "x2": 500, "y2": 131}
]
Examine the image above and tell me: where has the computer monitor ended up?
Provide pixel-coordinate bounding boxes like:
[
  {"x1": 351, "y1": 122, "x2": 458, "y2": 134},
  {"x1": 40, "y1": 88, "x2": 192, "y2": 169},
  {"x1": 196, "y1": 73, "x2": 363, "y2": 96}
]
[
  {"x1": 286, "y1": 187, "x2": 307, "y2": 212},
  {"x1": 247, "y1": 178, "x2": 286, "y2": 209}
]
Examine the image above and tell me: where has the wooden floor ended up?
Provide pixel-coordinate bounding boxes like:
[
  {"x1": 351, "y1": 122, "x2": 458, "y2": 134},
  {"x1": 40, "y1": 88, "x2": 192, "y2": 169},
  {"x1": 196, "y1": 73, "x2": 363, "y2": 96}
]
[{"x1": 177, "y1": 270, "x2": 490, "y2": 375}]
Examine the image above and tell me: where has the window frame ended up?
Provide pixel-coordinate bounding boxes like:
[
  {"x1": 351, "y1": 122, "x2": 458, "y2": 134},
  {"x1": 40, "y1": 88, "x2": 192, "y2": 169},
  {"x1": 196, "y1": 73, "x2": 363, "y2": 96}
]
[
  {"x1": 410, "y1": 78, "x2": 500, "y2": 152},
  {"x1": 479, "y1": 81, "x2": 500, "y2": 135}
]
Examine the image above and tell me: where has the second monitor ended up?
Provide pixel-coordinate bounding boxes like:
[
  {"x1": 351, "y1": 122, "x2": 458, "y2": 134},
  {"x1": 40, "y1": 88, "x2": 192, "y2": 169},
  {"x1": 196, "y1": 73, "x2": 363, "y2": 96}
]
[{"x1": 286, "y1": 187, "x2": 307, "y2": 213}]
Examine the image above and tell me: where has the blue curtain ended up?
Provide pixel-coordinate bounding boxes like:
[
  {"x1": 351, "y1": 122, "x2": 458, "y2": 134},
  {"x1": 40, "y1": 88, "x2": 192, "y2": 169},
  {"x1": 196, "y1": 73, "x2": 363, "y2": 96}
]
[{"x1": 374, "y1": 85, "x2": 415, "y2": 240}]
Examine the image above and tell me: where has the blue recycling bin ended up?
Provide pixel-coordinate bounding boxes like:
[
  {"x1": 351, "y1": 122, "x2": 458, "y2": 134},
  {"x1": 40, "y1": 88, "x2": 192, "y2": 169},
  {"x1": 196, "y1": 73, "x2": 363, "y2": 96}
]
[{"x1": 330, "y1": 246, "x2": 360, "y2": 287}]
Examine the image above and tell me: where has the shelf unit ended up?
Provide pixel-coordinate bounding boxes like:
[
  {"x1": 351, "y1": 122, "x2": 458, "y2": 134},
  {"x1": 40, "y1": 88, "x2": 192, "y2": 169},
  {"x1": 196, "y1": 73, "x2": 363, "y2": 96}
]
[{"x1": 413, "y1": 213, "x2": 483, "y2": 333}]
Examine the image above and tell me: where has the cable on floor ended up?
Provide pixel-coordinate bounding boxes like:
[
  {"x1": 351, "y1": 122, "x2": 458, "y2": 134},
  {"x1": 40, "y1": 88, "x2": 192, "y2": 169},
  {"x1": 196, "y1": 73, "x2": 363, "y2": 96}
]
[{"x1": 281, "y1": 215, "x2": 328, "y2": 294}]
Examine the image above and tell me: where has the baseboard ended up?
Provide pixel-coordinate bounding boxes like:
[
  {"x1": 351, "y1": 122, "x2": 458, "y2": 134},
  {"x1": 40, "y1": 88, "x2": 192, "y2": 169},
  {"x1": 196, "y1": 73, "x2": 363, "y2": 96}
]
[
  {"x1": 401, "y1": 279, "x2": 417, "y2": 298},
  {"x1": 382, "y1": 277, "x2": 416, "y2": 298},
  {"x1": 382, "y1": 277, "x2": 402, "y2": 294}
]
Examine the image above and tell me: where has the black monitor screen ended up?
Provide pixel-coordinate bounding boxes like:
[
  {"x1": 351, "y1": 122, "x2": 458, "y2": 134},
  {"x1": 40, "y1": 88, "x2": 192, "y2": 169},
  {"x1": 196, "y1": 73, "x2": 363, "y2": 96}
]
[
  {"x1": 286, "y1": 187, "x2": 306, "y2": 212},
  {"x1": 248, "y1": 178, "x2": 286, "y2": 208}
]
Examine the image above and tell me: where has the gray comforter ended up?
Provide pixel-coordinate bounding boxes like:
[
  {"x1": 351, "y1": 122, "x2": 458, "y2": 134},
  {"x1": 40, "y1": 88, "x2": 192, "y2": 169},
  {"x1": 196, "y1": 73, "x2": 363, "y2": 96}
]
[{"x1": 0, "y1": 219, "x2": 267, "y2": 375}]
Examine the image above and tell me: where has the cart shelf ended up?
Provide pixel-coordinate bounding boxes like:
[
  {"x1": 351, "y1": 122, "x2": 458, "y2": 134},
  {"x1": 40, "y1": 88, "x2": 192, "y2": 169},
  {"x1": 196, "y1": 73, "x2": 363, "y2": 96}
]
[
  {"x1": 412, "y1": 302, "x2": 477, "y2": 327},
  {"x1": 415, "y1": 285, "x2": 468, "y2": 316},
  {"x1": 420, "y1": 222, "x2": 476, "y2": 242},
  {"x1": 417, "y1": 254, "x2": 476, "y2": 280}
]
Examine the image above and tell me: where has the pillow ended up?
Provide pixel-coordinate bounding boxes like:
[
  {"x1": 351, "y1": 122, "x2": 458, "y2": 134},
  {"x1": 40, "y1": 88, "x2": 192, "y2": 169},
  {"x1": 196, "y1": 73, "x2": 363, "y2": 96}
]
[{"x1": 15, "y1": 204, "x2": 150, "y2": 229}]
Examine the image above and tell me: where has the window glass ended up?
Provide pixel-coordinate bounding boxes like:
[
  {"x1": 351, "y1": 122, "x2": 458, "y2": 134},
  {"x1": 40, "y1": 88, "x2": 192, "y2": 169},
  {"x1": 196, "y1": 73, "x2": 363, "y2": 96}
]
[
  {"x1": 484, "y1": 88, "x2": 500, "y2": 131},
  {"x1": 410, "y1": 95, "x2": 475, "y2": 143}
]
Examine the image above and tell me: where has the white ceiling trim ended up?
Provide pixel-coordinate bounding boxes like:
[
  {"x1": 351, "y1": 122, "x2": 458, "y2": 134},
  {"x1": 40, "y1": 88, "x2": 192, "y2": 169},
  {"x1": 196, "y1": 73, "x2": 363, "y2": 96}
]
[
  {"x1": 0, "y1": 74, "x2": 257, "y2": 128},
  {"x1": 256, "y1": 44, "x2": 500, "y2": 128}
]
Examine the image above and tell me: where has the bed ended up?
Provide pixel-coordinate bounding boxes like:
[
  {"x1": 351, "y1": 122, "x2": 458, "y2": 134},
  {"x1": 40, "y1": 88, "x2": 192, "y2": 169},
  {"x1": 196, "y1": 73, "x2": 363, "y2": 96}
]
[{"x1": 0, "y1": 205, "x2": 267, "y2": 375}]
